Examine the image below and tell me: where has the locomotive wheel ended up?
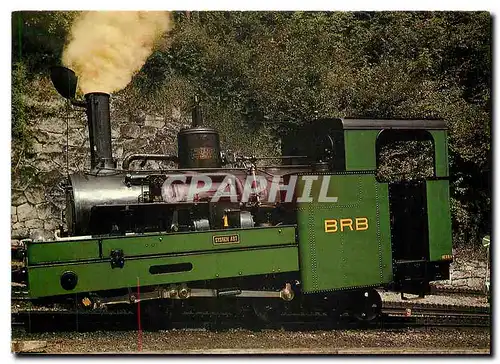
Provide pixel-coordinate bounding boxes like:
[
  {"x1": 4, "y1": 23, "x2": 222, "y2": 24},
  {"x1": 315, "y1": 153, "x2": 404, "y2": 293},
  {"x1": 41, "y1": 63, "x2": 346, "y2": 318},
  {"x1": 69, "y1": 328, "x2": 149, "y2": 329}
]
[
  {"x1": 351, "y1": 289, "x2": 382, "y2": 322},
  {"x1": 251, "y1": 300, "x2": 280, "y2": 323}
]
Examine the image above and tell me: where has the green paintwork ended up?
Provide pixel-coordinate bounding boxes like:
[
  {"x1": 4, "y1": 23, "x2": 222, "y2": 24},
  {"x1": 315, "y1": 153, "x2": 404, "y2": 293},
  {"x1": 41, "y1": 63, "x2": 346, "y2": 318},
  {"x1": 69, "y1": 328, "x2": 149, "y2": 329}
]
[
  {"x1": 25, "y1": 120, "x2": 453, "y2": 300},
  {"x1": 28, "y1": 246, "x2": 299, "y2": 298},
  {"x1": 344, "y1": 130, "x2": 379, "y2": 171},
  {"x1": 341, "y1": 125, "x2": 451, "y2": 265},
  {"x1": 26, "y1": 226, "x2": 298, "y2": 297},
  {"x1": 27, "y1": 226, "x2": 296, "y2": 265},
  {"x1": 28, "y1": 240, "x2": 100, "y2": 265},
  {"x1": 344, "y1": 129, "x2": 449, "y2": 176},
  {"x1": 296, "y1": 174, "x2": 393, "y2": 293},
  {"x1": 426, "y1": 180, "x2": 453, "y2": 261},
  {"x1": 430, "y1": 130, "x2": 449, "y2": 177}
]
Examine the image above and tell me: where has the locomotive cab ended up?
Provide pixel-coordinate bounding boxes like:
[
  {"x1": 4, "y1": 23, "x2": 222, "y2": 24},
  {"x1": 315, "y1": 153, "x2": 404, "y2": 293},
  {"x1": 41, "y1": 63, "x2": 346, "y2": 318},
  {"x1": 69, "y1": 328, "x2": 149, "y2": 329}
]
[
  {"x1": 375, "y1": 127, "x2": 453, "y2": 295},
  {"x1": 292, "y1": 118, "x2": 453, "y2": 298}
]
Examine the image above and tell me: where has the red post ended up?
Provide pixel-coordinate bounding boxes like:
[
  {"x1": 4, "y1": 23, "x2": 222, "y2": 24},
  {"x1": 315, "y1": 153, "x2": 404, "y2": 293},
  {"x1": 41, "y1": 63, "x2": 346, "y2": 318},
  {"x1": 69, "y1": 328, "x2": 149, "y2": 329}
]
[{"x1": 137, "y1": 277, "x2": 142, "y2": 352}]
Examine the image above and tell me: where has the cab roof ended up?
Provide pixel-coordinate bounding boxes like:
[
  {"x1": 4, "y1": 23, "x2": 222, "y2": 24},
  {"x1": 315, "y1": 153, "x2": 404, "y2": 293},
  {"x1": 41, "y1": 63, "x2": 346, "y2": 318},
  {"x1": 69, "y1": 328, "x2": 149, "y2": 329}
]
[{"x1": 339, "y1": 118, "x2": 447, "y2": 130}]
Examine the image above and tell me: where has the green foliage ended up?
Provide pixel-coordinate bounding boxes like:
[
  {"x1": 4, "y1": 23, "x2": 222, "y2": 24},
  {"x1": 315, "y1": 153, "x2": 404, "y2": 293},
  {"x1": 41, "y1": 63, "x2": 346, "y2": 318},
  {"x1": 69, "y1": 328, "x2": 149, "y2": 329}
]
[
  {"x1": 377, "y1": 140, "x2": 434, "y2": 182},
  {"x1": 11, "y1": 61, "x2": 34, "y2": 179},
  {"x1": 11, "y1": 11, "x2": 76, "y2": 187},
  {"x1": 12, "y1": 11, "x2": 77, "y2": 74},
  {"x1": 11, "y1": 62, "x2": 27, "y2": 142},
  {"x1": 130, "y1": 11, "x2": 493, "y2": 248}
]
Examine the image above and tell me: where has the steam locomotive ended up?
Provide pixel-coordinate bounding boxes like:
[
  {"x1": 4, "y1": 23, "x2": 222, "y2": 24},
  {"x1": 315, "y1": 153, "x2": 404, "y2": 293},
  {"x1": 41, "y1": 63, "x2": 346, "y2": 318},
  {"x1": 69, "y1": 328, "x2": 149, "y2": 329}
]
[{"x1": 20, "y1": 66, "x2": 453, "y2": 324}]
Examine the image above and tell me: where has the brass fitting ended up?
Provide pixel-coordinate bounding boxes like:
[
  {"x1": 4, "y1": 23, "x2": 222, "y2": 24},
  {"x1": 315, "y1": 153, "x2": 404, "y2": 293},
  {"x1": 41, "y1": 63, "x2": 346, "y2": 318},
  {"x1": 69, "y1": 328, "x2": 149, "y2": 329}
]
[
  {"x1": 178, "y1": 286, "x2": 190, "y2": 299},
  {"x1": 81, "y1": 297, "x2": 92, "y2": 307},
  {"x1": 280, "y1": 283, "x2": 294, "y2": 301},
  {"x1": 168, "y1": 288, "x2": 178, "y2": 298}
]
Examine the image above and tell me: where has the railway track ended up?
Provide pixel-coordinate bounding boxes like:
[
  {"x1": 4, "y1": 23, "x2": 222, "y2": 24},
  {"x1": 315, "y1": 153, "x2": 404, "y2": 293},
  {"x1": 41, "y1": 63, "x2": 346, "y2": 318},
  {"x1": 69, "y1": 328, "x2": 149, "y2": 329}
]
[
  {"x1": 381, "y1": 301, "x2": 490, "y2": 327},
  {"x1": 11, "y1": 301, "x2": 490, "y2": 332},
  {"x1": 11, "y1": 285, "x2": 490, "y2": 331}
]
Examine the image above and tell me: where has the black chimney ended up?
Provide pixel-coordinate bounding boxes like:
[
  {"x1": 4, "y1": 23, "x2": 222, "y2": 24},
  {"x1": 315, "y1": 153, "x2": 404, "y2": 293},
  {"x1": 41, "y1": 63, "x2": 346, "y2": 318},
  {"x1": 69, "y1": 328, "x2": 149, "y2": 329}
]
[{"x1": 84, "y1": 93, "x2": 115, "y2": 171}]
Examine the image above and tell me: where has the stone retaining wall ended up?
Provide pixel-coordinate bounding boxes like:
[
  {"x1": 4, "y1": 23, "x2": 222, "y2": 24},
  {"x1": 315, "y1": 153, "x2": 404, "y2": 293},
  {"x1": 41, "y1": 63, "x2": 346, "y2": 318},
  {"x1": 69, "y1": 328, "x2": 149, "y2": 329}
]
[{"x1": 434, "y1": 251, "x2": 490, "y2": 291}]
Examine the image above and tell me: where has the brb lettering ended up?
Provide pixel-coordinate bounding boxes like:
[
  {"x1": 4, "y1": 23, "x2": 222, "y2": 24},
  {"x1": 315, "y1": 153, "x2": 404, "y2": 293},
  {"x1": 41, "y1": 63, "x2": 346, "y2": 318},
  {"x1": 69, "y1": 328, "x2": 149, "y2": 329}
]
[{"x1": 324, "y1": 217, "x2": 369, "y2": 233}]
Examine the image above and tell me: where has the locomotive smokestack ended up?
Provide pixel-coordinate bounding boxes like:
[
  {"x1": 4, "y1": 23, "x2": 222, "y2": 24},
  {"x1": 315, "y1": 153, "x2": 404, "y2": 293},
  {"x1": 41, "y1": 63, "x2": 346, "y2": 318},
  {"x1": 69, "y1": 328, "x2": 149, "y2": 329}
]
[{"x1": 84, "y1": 92, "x2": 115, "y2": 171}]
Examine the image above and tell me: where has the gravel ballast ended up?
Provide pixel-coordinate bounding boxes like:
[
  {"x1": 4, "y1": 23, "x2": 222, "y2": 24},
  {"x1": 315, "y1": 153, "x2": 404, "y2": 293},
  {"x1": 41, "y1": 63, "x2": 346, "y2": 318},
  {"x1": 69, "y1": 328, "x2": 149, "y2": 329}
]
[{"x1": 12, "y1": 326, "x2": 490, "y2": 354}]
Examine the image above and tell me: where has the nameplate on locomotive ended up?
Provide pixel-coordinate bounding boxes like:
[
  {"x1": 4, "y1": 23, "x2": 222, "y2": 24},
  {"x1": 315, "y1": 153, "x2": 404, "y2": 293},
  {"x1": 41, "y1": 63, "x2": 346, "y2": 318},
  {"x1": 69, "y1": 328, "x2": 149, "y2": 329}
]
[{"x1": 212, "y1": 234, "x2": 240, "y2": 245}]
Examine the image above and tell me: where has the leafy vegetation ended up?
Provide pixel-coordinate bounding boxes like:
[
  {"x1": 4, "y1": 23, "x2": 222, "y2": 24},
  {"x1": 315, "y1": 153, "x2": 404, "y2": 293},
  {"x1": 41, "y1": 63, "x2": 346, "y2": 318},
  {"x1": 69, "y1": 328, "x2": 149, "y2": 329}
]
[
  {"x1": 11, "y1": 11, "x2": 491, "y2": 248},
  {"x1": 11, "y1": 11, "x2": 77, "y2": 186},
  {"x1": 11, "y1": 61, "x2": 32, "y2": 176}
]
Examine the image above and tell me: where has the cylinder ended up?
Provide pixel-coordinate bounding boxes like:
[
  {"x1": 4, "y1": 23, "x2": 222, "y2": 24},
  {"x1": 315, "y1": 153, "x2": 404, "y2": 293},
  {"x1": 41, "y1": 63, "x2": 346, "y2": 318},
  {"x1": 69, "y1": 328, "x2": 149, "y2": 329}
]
[
  {"x1": 66, "y1": 173, "x2": 145, "y2": 235},
  {"x1": 177, "y1": 127, "x2": 222, "y2": 168},
  {"x1": 85, "y1": 92, "x2": 114, "y2": 170}
]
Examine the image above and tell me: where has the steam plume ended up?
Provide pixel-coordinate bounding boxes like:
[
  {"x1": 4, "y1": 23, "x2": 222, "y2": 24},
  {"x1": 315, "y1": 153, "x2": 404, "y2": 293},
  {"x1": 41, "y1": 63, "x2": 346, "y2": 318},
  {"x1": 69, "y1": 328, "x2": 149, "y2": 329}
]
[{"x1": 62, "y1": 11, "x2": 171, "y2": 94}]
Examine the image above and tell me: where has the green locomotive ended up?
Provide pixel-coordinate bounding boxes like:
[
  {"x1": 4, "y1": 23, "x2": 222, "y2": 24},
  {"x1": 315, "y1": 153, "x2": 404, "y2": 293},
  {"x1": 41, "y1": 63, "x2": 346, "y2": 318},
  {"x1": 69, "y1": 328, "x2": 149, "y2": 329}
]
[{"x1": 21, "y1": 67, "x2": 453, "y2": 322}]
